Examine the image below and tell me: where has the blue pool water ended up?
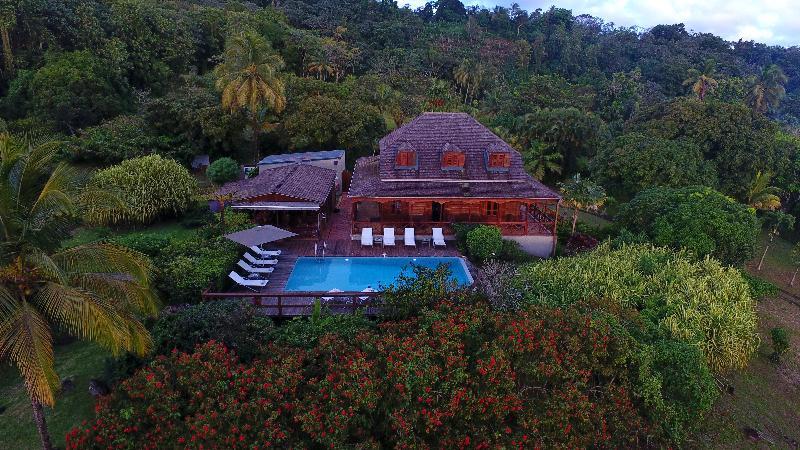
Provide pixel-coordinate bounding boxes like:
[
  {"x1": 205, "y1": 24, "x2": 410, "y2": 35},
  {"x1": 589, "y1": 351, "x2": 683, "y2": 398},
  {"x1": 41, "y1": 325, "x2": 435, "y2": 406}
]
[{"x1": 284, "y1": 257, "x2": 473, "y2": 292}]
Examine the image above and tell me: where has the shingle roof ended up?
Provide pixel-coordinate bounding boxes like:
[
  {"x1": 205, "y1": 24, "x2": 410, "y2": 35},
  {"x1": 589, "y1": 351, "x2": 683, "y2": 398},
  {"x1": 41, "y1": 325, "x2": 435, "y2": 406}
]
[
  {"x1": 258, "y1": 150, "x2": 344, "y2": 165},
  {"x1": 349, "y1": 112, "x2": 560, "y2": 200},
  {"x1": 379, "y1": 112, "x2": 527, "y2": 182},
  {"x1": 216, "y1": 164, "x2": 335, "y2": 205}
]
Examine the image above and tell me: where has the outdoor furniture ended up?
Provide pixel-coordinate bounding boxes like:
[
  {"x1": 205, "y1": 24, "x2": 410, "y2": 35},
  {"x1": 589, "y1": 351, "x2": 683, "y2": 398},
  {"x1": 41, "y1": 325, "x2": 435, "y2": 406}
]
[
  {"x1": 250, "y1": 246, "x2": 281, "y2": 257},
  {"x1": 383, "y1": 228, "x2": 396, "y2": 246},
  {"x1": 374, "y1": 235, "x2": 383, "y2": 245},
  {"x1": 432, "y1": 228, "x2": 446, "y2": 247},
  {"x1": 404, "y1": 228, "x2": 416, "y2": 246},
  {"x1": 361, "y1": 227, "x2": 373, "y2": 246},
  {"x1": 243, "y1": 252, "x2": 278, "y2": 266},
  {"x1": 228, "y1": 271, "x2": 268, "y2": 291},
  {"x1": 359, "y1": 286, "x2": 377, "y2": 301},
  {"x1": 420, "y1": 236, "x2": 431, "y2": 247},
  {"x1": 322, "y1": 288, "x2": 343, "y2": 302},
  {"x1": 237, "y1": 260, "x2": 274, "y2": 274}
]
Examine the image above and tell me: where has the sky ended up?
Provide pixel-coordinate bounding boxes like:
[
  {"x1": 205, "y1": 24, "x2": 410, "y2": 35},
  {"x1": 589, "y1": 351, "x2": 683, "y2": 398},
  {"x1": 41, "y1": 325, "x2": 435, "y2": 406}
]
[{"x1": 402, "y1": 0, "x2": 800, "y2": 47}]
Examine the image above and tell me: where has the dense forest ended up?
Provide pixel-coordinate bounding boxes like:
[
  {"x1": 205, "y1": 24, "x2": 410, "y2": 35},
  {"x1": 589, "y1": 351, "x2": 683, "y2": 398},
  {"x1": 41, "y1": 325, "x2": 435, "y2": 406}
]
[{"x1": 1, "y1": 0, "x2": 798, "y2": 216}]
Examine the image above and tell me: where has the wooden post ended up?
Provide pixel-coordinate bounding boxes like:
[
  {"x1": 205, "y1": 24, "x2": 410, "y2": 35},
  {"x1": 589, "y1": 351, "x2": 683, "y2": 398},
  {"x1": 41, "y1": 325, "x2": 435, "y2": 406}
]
[
  {"x1": 277, "y1": 296, "x2": 282, "y2": 317},
  {"x1": 525, "y1": 201, "x2": 529, "y2": 235}
]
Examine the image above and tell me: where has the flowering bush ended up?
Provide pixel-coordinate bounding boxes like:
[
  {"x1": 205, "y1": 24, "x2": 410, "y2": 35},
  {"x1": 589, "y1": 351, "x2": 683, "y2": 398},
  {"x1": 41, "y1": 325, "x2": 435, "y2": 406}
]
[
  {"x1": 564, "y1": 232, "x2": 599, "y2": 255},
  {"x1": 68, "y1": 303, "x2": 661, "y2": 448}
]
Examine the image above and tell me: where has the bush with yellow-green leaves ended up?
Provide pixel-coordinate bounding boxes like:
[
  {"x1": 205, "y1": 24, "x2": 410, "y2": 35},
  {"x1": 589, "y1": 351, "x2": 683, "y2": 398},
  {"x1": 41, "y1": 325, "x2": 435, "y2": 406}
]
[
  {"x1": 89, "y1": 155, "x2": 198, "y2": 225},
  {"x1": 514, "y1": 242, "x2": 759, "y2": 373}
]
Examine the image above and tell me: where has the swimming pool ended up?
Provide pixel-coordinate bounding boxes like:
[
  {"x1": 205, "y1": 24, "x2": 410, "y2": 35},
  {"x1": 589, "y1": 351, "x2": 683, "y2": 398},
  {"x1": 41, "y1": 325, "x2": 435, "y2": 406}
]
[{"x1": 284, "y1": 257, "x2": 472, "y2": 292}]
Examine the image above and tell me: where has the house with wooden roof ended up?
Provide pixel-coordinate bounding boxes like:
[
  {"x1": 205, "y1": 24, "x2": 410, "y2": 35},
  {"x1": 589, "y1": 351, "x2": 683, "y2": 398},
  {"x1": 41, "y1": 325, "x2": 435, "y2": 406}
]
[
  {"x1": 348, "y1": 112, "x2": 561, "y2": 255},
  {"x1": 214, "y1": 163, "x2": 337, "y2": 236}
]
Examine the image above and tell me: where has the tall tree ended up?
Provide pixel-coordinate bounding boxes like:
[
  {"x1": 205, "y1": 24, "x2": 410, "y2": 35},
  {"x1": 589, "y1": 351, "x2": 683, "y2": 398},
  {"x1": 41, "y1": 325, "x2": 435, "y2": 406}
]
[
  {"x1": 0, "y1": 0, "x2": 15, "y2": 74},
  {"x1": 522, "y1": 141, "x2": 562, "y2": 180},
  {"x1": 747, "y1": 64, "x2": 787, "y2": 114},
  {"x1": 215, "y1": 31, "x2": 286, "y2": 163},
  {"x1": 683, "y1": 59, "x2": 718, "y2": 101},
  {"x1": 0, "y1": 134, "x2": 159, "y2": 450},
  {"x1": 558, "y1": 173, "x2": 607, "y2": 234}
]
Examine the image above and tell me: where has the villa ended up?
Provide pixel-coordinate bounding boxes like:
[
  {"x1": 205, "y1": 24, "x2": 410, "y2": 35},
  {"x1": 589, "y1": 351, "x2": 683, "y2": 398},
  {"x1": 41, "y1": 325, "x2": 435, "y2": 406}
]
[{"x1": 349, "y1": 112, "x2": 560, "y2": 256}]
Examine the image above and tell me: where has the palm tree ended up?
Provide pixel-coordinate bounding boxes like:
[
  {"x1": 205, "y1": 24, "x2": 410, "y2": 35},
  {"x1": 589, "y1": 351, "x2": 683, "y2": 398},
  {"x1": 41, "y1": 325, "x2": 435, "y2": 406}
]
[
  {"x1": 522, "y1": 141, "x2": 562, "y2": 180},
  {"x1": 0, "y1": 134, "x2": 158, "y2": 450},
  {"x1": 558, "y1": 174, "x2": 607, "y2": 234},
  {"x1": 0, "y1": 1, "x2": 15, "y2": 74},
  {"x1": 683, "y1": 59, "x2": 718, "y2": 101},
  {"x1": 746, "y1": 171, "x2": 782, "y2": 211},
  {"x1": 747, "y1": 64, "x2": 787, "y2": 114},
  {"x1": 454, "y1": 60, "x2": 471, "y2": 104},
  {"x1": 214, "y1": 31, "x2": 286, "y2": 163}
]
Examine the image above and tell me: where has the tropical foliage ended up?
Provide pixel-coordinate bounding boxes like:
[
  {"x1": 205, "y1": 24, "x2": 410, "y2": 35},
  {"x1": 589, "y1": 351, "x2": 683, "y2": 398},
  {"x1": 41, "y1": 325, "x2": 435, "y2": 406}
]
[
  {"x1": 0, "y1": 134, "x2": 158, "y2": 449},
  {"x1": 514, "y1": 243, "x2": 759, "y2": 373},
  {"x1": 617, "y1": 186, "x2": 760, "y2": 266},
  {"x1": 67, "y1": 302, "x2": 673, "y2": 448},
  {"x1": 89, "y1": 155, "x2": 198, "y2": 225},
  {"x1": 205, "y1": 157, "x2": 240, "y2": 185}
]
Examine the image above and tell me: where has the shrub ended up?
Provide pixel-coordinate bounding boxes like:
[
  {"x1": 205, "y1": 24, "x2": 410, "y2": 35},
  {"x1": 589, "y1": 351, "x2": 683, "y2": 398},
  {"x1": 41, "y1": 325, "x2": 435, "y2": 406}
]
[
  {"x1": 770, "y1": 327, "x2": 790, "y2": 363},
  {"x1": 451, "y1": 222, "x2": 478, "y2": 253},
  {"x1": 275, "y1": 302, "x2": 374, "y2": 348},
  {"x1": 514, "y1": 243, "x2": 759, "y2": 373},
  {"x1": 157, "y1": 235, "x2": 240, "y2": 304},
  {"x1": 741, "y1": 272, "x2": 779, "y2": 299},
  {"x1": 151, "y1": 300, "x2": 273, "y2": 361},
  {"x1": 68, "y1": 303, "x2": 662, "y2": 448},
  {"x1": 498, "y1": 238, "x2": 529, "y2": 262},
  {"x1": 380, "y1": 265, "x2": 465, "y2": 320},
  {"x1": 110, "y1": 232, "x2": 171, "y2": 257},
  {"x1": 476, "y1": 260, "x2": 522, "y2": 311},
  {"x1": 564, "y1": 232, "x2": 599, "y2": 255},
  {"x1": 206, "y1": 157, "x2": 240, "y2": 184},
  {"x1": 465, "y1": 225, "x2": 502, "y2": 262},
  {"x1": 89, "y1": 155, "x2": 198, "y2": 225},
  {"x1": 617, "y1": 186, "x2": 759, "y2": 266}
]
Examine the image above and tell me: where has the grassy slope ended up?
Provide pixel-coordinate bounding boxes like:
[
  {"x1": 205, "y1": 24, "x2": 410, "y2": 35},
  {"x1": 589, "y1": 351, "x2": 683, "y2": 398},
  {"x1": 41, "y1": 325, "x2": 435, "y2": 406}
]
[
  {"x1": 692, "y1": 231, "x2": 800, "y2": 448},
  {"x1": 64, "y1": 221, "x2": 195, "y2": 248},
  {"x1": 0, "y1": 341, "x2": 107, "y2": 450}
]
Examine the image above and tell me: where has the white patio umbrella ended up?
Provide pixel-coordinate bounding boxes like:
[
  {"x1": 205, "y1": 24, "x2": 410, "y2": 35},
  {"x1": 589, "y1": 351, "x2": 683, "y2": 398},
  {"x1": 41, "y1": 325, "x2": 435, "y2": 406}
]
[
  {"x1": 224, "y1": 225, "x2": 297, "y2": 247},
  {"x1": 322, "y1": 288, "x2": 343, "y2": 302}
]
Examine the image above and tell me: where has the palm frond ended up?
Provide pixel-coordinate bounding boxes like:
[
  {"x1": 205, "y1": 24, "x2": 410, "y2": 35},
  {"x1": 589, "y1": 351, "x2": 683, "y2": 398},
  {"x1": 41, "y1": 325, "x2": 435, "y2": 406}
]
[{"x1": 0, "y1": 302, "x2": 58, "y2": 406}]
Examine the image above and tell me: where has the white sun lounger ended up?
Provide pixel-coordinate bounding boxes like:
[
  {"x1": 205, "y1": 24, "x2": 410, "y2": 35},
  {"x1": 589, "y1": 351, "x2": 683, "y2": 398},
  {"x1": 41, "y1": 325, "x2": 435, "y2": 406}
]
[
  {"x1": 404, "y1": 228, "x2": 416, "y2": 246},
  {"x1": 432, "y1": 227, "x2": 446, "y2": 247},
  {"x1": 243, "y1": 252, "x2": 278, "y2": 266},
  {"x1": 383, "y1": 228, "x2": 396, "y2": 246},
  {"x1": 229, "y1": 271, "x2": 268, "y2": 291},
  {"x1": 361, "y1": 227, "x2": 373, "y2": 246},
  {"x1": 250, "y1": 246, "x2": 281, "y2": 257},
  {"x1": 237, "y1": 260, "x2": 274, "y2": 274}
]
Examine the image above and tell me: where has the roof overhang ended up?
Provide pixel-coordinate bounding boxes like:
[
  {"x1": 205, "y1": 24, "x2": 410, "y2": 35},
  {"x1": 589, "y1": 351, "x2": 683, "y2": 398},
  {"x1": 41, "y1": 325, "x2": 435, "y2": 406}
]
[{"x1": 231, "y1": 201, "x2": 321, "y2": 211}]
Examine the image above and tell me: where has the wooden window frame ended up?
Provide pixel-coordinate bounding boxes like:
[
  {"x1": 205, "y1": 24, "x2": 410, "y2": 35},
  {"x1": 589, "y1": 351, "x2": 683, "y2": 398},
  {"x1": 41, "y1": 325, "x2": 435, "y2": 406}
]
[
  {"x1": 395, "y1": 150, "x2": 417, "y2": 169},
  {"x1": 442, "y1": 151, "x2": 465, "y2": 170},
  {"x1": 485, "y1": 201, "x2": 499, "y2": 217}
]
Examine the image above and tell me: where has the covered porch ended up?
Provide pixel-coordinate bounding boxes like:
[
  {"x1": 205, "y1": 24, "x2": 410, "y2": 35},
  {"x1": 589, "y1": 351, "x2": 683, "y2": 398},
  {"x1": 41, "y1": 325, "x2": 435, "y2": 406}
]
[{"x1": 349, "y1": 197, "x2": 559, "y2": 237}]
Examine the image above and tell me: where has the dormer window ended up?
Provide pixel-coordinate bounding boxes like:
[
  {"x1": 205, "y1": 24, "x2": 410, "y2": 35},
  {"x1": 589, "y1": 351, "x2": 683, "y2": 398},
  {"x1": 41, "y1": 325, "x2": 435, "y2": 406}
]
[
  {"x1": 486, "y1": 151, "x2": 510, "y2": 172},
  {"x1": 442, "y1": 151, "x2": 465, "y2": 169},
  {"x1": 396, "y1": 150, "x2": 417, "y2": 169}
]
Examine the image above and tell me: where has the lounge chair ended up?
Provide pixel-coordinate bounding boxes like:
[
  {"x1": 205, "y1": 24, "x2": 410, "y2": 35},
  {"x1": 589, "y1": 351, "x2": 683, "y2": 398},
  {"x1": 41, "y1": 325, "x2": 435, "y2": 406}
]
[
  {"x1": 361, "y1": 227, "x2": 373, "y2": 246},
  {"x1": 404, "y1": 228, "x2": 416, "y2": 246},
  {"x1": 228, "y1": 271, "x2": 268, "y2": 291},
  {"x1": 237, "y1": 260, "x2": 274, "y2": 274},
  {"x1": 250, "y1": 246, "x2": 281, "y2": 257},
  {"x1": 432, "y1": 228, "x2": 446, "y2": 247},
  {"x1": 243, "y1": 252, "x2": 278, "y2": 266},
  {"x1": 383, "y1": 228, "x2": 396, "y2": 246}
]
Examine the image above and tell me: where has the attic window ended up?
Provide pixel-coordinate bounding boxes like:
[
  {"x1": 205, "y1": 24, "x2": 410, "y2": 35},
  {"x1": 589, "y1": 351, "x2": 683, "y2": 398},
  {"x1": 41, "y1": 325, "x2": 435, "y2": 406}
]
[
  {"x1": 486, "y1": 152, "x2": 510, "y2": 172},
  {"x1": 396, "y1": 150, "x2": 417, "y2": 169},
  {"x1": 442, "y1": 151, "x2": 465, "y2": 169}
]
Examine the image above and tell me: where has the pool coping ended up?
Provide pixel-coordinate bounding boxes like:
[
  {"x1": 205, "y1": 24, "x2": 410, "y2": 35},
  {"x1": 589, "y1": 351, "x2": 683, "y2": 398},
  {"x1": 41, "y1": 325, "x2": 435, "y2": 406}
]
[{"x1": 283, "y1": 256, "x2": 474, "y2": 292}]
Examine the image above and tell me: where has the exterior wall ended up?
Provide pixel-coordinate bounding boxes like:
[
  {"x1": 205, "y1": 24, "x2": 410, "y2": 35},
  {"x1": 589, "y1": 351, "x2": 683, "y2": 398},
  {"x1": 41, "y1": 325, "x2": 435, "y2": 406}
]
[
  {"x1": 351, "y1": 197, "x2": 559, "y2": 239},
  {"x1": 504, "y1": 236, "x2": 556, "y2": 258},
  {"x1": 258, "y1": 155, "x2": 345, "y2": 195}
]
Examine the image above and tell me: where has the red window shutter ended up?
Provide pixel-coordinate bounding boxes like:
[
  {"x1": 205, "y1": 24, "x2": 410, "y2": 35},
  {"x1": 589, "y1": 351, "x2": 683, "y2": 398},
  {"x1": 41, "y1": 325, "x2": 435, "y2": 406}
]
[
  {"x1": 458, "y1": 152, "x2": 465, "y2": 166},
  {"x1": 442, "y1": 152, "x2": 464, "y2": 167},
  {"x1": 397, "y1": 150, "x2": 416, "y2": 167},
  {"x1": 489, "y1": 152, "x2": 510, "y2": 168}
]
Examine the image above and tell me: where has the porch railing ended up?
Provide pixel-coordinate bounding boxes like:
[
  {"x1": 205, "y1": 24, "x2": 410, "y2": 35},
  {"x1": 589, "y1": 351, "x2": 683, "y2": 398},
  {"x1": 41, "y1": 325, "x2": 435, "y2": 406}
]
[
  {"x1": 201, "y1": 290, "x2": 382, "y2": 317},
  {"x1": 352, "y1": 220, "x2": 555, "y2": 236}
]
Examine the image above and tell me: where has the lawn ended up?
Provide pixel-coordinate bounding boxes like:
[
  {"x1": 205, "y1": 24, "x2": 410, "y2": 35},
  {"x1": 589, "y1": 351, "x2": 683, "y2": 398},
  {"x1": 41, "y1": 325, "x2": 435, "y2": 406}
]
[
  {"x1": 691, "y1": 295, "x2": 800, "y2": 448},
  {"x1": 0, "y1": 341, "x2": 107, "y2": 449},
  {"x1": 746, "y1": 230, "x2": 799, "y2": 297}
]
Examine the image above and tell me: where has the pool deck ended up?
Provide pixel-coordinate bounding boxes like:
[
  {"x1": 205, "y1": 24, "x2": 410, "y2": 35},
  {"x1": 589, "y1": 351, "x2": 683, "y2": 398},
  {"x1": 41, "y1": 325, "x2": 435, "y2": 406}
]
[{"x1": 262, "y1": 237, "x2": 463, "y2": 292}]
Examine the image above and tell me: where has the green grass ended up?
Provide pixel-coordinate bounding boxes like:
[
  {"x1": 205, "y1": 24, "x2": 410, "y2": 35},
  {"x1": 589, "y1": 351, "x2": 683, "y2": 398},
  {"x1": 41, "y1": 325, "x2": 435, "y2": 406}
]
[
  {"x1": 747, "y1": 230, "x2": 799, "y2": 296},
  {"x1": 0, "y1": 341, "x2": 107, "y2": 449},
  {"x1": 64, "y1": 221, "x2": 196, "y2": 248}
]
